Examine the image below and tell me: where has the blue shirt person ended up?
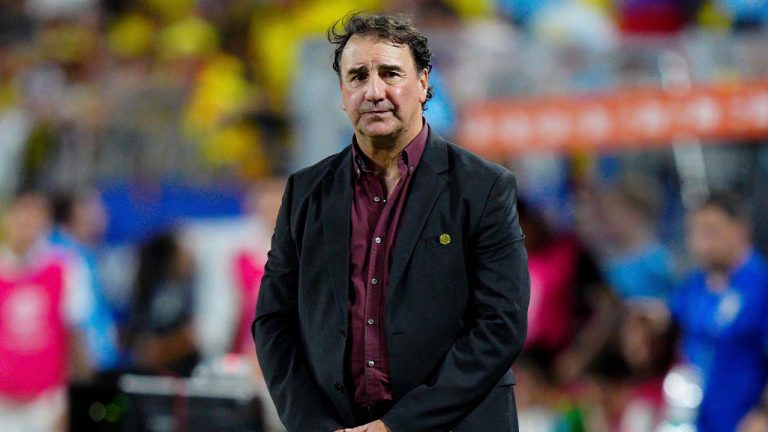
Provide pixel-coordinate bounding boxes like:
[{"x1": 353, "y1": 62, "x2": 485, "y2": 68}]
[
  {"x1": 50, "y1": 191, "x2": 124, "y2": 371},
  {"x1": 600, "y1": 175, "x2": 677, "y2": 301},
  {"x1": 606, "y1": 241, "x2": 676, "y2": 300},
  {"x1": 671, "y1": 193, "x2": 768, "y2": 432}
]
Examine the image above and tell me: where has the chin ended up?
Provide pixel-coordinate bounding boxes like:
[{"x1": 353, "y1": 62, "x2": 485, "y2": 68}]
[
  {"x1": 359, "y1": 123, "x2": 399, "y2": 139},
  {"x1": 364, "y1": 129, "x2": 397, "y2": 139}
]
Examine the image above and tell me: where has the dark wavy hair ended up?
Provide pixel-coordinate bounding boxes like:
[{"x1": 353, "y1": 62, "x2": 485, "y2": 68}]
[
  {"x1": 327, "y1": 12, "x2": 434, "y2": 110},
  {"x1": 697, "y1": 191, "x2": 749, "y2": 222}
]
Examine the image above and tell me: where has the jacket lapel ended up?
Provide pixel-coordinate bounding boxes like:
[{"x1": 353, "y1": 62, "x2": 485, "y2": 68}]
[
  {"x1": 322, "y1": 149, "x2": 353, "y2": 318},
  {"x1": 387, "y1": 131, "x2": 449, "y2": 300}
]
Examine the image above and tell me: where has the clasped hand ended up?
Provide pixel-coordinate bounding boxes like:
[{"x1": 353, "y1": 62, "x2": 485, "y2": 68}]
[{"x1": 334, "y1": 419, "x2": 391, "y2": 432}]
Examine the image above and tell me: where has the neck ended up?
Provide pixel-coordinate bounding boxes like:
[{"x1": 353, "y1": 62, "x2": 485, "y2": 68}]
[
  {"x1": 359, "y1": 143, "x2": 403, "y2": 174},
  {"x1": 707, "y1": 272, "x2": 729, "y2": 292}
]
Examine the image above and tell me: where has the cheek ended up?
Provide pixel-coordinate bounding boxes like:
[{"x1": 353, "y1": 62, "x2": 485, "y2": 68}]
[
  {"x1": 341, "y1": 87, "x2": 360, "y2": 107},
  {"x1": 390, "y1": 87, "x2": 417, "y2": 112},
  {"x1": 342, "y1": 92, "x2": 362, "y2": 118},
  {"x1": 688, "y1": 234, "x2": 707, "y2": 256}
]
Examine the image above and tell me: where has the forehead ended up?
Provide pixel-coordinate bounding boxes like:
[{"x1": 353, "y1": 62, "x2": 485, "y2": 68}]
[
  {"x1": 339, "y1": 34, "x2": 415, "y2": 70},
  {"x1": 11, "y1": 195, "x2": 48, "y2": 211},
  {"x1": 691, "y1": 206, "x2": 740, "y2": 227}
]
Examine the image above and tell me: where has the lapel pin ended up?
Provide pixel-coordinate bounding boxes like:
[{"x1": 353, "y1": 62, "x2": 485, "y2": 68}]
[{"x1": 439, "y1": 233, "x2": 451, "y2": 245}]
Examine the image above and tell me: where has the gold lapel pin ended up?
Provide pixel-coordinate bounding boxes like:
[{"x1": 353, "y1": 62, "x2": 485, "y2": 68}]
[{"x1": 439, "y1": 233, "x2": 451, "y2": 245}]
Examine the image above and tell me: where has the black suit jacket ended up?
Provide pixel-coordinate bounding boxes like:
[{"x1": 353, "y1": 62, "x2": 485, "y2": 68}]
[{"x1": 253, "y1": 129, "x2": 530, "y2": 432}]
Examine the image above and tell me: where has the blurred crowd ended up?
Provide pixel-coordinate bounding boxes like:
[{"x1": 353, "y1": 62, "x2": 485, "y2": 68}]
[
  {"x1": 0, "y1": 182, "x2": 285, "y2": 431},
  {"x1": 2, "y1": 0, "x2": 768, "y2": 432},
  {"x1": 514, "y1": 178, "x2": 768, "y2": 432},
  {"x1": 4, "y1": 171, "x2": 768, "y2": 432},
  {"x1": 1, "y1": 0, "x2": 768, "y2": 193}
]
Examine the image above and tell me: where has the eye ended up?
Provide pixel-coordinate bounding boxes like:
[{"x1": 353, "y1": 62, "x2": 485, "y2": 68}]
[
  {"x1": 351, "y1": 73, "x2": 367, "y2": 82},
  {"x1": 382, "y1": 71, "x2": 400, "y2": 78}
]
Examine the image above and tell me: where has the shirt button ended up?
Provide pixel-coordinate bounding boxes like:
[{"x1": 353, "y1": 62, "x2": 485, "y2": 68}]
[
  {"x1": 368, "y1": 360, "x2": 375, "y2": 367},
  {"x1": 371, "y1": 278, "x2": 378, "y2": 285},
  {"x1": 373, "y1": 196, "x2": 381, "y2": 203},
  {"x1": 374, "y1": 237, "x2": 381, "y2": 244},
  {"x1": 367, "y1": 318, "x2": 375, "y2": 325}
]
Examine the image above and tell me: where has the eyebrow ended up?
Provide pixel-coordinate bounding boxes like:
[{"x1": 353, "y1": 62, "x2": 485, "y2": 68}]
[
  {"x1": 345, "y1": 63, "x2": 405, "y2": 77},
  {"x1": 378, "y1": 64, "x2": 404, "y2": 73},
  {"x1": 346, "y1": 65, "x2": 368, "y2": 77}
]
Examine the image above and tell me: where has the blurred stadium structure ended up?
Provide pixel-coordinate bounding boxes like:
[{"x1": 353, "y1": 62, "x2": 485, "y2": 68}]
[{"x1": 2, "y1": 0, "x2": 768, "y2": 431}]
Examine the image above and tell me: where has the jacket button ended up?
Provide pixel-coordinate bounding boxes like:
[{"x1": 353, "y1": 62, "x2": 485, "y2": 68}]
[
  {"x1": 339, "y1": 329, "x2": 346, "y2": 338},
  {"x1": 334, "y1": 382, "x2": 344, "y2": 392}
]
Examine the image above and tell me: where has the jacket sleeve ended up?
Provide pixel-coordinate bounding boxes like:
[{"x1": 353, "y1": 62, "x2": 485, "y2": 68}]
[
  {"x1": 381, "y1": 170, "x2": 530, "y2": 432},
  {"x1": 252, "y1": 174, "x2": 345, "y2": 432}
]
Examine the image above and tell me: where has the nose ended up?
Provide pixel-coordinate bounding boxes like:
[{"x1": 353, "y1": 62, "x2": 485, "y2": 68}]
[{"x1": 364, "y1": 74, "x2": 385, "y2": 103}]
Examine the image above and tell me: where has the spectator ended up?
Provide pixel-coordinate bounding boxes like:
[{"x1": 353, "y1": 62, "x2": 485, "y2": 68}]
[
  {"x1": 582, "y1": 348, "x2": 659, "y2": 431},
  {"x1": 519, "y1": 198, "x2": 606, "y2": 356},
  {"x1": 599, "y1": 174, "x2": 677, "y2": 301},
  {"x1": 671, "y1": 192, "x2": 768, "y2": 432},
  {"x1": 232, "y1": 178, "x2": 285, "y2": 359},
  {"x1": 516, "y1": 199, "x2": 619, "y2": 428},
  {"x1": 0, "y1": 190, "x2": 92, "y2": 432},
  {"x1": 516, "y1": 348, "x2": 586, "y2": 431},
  {"x1": 49, "y1": 188, "x2": 124, "y2": 372},
  {"x1": 581, "y1": 299, "x2": 676, "y2": 431},
  {"x1": 126, "y1": 231, "x2": 199, "y2": 377}
]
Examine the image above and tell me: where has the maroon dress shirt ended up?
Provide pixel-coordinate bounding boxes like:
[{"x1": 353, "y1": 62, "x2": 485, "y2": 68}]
[{"x1": 347, "y1": 122, "x2": 429, "y2": 408}]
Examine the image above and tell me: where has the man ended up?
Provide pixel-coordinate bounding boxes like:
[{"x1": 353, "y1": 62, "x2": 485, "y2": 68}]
[
  {"x1": 0, "y1": 190, "x2": 93, "y2": 432},
  {"x1": 671, "y1": 193, "x2": 768, "y2": 432},
  {"x1": 253, "y1": 13, "x2": 529, "y2": 432}
]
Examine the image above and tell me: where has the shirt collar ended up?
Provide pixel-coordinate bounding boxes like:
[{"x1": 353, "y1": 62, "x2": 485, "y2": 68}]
[
  {"x1": 728, "y1": 248, "x2": 758, "y2": 280},
  {"x1": 351, "y1": 119, "x2": 429, "y2": 178}
]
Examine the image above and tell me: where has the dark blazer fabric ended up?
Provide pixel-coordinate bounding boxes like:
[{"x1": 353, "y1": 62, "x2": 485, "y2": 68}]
[{"x1": 253, "y1": 130, "x2": 530, "y2": 432}]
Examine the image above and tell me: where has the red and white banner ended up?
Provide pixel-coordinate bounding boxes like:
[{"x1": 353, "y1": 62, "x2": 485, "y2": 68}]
[{"x1": 456, "y1": 80, "x2": 768, "y2": 158}]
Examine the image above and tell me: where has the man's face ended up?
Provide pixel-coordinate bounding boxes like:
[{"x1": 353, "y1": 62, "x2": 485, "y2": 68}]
[
  {"x1": 339, "y1": 35, "x2": 428, "y2": 148},
  {"x1": 687, "y1": 206, "x2": 749, "y2": 272}
]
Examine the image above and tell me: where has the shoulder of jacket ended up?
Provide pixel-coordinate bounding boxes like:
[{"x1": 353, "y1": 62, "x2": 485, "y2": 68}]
[
  {"x1": 443, "y1": 140, "x2": 515, "y2": 185},
  {"x1": 293, "y1": 150, "x2": 343, "y2": 178},
  {"x1": 289, "y1": 148, "x2": 350, "y2": 190}
]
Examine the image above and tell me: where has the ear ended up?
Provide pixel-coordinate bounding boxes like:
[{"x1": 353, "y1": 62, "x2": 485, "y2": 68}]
[{"x1": 418, "y1": 68, "x2": 429, "y2": 104}]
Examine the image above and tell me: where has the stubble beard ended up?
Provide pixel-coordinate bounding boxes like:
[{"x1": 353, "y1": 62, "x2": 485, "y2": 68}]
[{"x1": 357, "y1": 117, "x2": 404, "y2": 151}]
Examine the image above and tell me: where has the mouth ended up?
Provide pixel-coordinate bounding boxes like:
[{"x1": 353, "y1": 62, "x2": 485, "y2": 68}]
[{"x1": 362, "y1": 110, "x2": 391, "y2": 115}]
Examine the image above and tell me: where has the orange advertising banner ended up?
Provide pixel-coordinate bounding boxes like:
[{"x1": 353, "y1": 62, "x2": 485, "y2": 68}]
[{"x1": 456, "y1": 80, "x2": 768, "y2": 158}]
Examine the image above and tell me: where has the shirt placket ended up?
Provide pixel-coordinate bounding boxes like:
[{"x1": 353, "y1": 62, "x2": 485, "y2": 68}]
[
  {"x1": 362, "y1": 161, "x2": 410, "y2": 401},
  {"x1": 363, "y1": 175, "x2": 387, "y2": 399}
]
